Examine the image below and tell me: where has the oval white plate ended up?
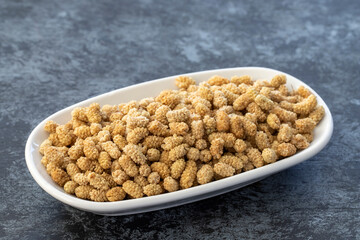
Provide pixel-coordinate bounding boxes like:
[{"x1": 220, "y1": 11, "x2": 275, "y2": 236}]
[{"x1": 25, "y1": 67, "x2": 333, "y2": 216}]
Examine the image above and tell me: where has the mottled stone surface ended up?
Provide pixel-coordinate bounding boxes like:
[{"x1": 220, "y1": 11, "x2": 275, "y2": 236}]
[{"x1": 0, "y1": 0, "x2": 359, "y2": 239}]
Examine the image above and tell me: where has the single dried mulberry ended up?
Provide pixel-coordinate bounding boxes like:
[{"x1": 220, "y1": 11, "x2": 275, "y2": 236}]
[
  {"x1": 216, "y1": 110, "x2": 230, "y2": 132},
  {"x1": 123, "y1": 144, "x2": 146, "y2": 165},
  {"x1": 277, "y1": 124, "x2": 294, "y2": 143},
  {"x1": 254, "y1": 94, "x2": 274, "y2": 111},
  {"x1": 291, "y1": 134, "x2": 310, "y2": 150},
  {"x1": 271, "y1": 106, "x2": 297, "y2": 123},
  {"x1": 112, "y1": 169, "x2": 130, "y2": 185},
  {"x1": 151, "y1": 162, "x2": 170, "y2": 179},
  {"x1": 309, "y1": 106, "x2": 325, "y2": 124},
  {"x1": 64, "y1": 181, "x2": 78, "y2": 194},
  {"x1": 169, "y1": 122, "x2": 189, "y2": 135},
  {"x1": 98, "y1": 151, "x2": 112, "y2": 169},
  {"x1": 295, "y1": 118, "x2": 316, "y2": 134},
  {"x1": 75, "y1": 185, "x2": 93, "y2": 199},
  {"x1": 139, "y1": 164, "x2": 151, "y2": 177},
  {"x1": 262, "y1": 148, "x2": 277, "y2": 163},
  {"x1": 163, "y1": 176, "x2": 179, "y2": 192},
  {"x1": 113, "y1": 134, "x2": 127, "y2": 150},
  {"x1": 175, "y1": 76, "x2": 195, "y2": 89},
  {"x1": 180, "y1": 160, "x2": 197, "y2": 189},
  {"x1": 148, "y1": 120, "x2": 169, "y2": 136},
  {"x1": 162, "y1": 135, "x2": 183, "y2": 151},
  {"x1": 74, "y1": 126, "x2": 92, "y2": 139},
  {"x1": 219, "y1": 155, "x2": 243, "y2": 171},
  {"x1": 213, "y1": 162, "x2": 235, "y2": 177},
  {"x1": 134, "y1": 175, "x2": 149, "y2": 187},
  {"x1": 87, "y1": 172, "x2": 109, "y2": 190},
  {"x1": 234, "y1": 139, "x2": 247, "y2": 153},
  {"x1": 247, "y1": 148, "x2": 264, "y2": 168},
  {"x1": 270, "y1": 75, "x2": 286, "y2": 88},
  {"x1": 169, "y1": 144, "x2": 189, "y2": 161},
  {"x1": 106, "y1": 187, "x2": 126, "y2": 201},
  {"x1": 267, "y1": 113, "x2": 280, "y2": 130},
  {"x1": 187, "y1": 147, "x2": 200, "y2": 161},
  {"x1": 119, "y1": 155, "x2": 139, "y2": 177},
  {"x1": 101, "y1": 141, "x2": 121, "y2": 159},
  {"x1": 122, "y1": 180, "x2": 143, "y2": 199},
  {"x1": 147, "y1": 172, "x2": 161, "y2": 184},
  {"x1": 51, "y1": 168, "x2": 70, "y2": 187},
  {"x1": 191, "y1": 120, "x2": 204, "y2": 139},
  {"x1": 143, "y1": 184, "x2": 163, "y2": 196},
  {"x1": 171, "y1": 159, "x2": 186, "y2": 179},
  {"x1": 293, "y1": 95, "x2": 317, "y2": 115},
  {"x1": 83, "y1": 138, "x2": 99, "y2": 160},
  {"x1": 277, "y1": 143, "x2": 297, "y2": 157},
  {"x1": 44, "y1": 120, "x2": 58, "y2": 133},
  {"x1": 196, "y1": 164, "x2": 214, "y2": 185},
  {"x1": 231, "y1": 75, "x2": 252, "y2": 85},
  {"x1": 210, "y1": 138, "x2": 224, "y2": 160},
  {"x1": 207, "y1": 75, "x2": 229, "y2": 86},
  {"x1": 127, "y1": 127, "x2": 149, "y2": 144},
  {"x1": 155, "y1": 105, "x2": 171, "y2": 125}
]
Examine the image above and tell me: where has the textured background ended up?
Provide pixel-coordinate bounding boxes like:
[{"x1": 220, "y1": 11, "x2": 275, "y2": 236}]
[{"x1": 1, "y1": 0, "x2": 359, "y2": 239}]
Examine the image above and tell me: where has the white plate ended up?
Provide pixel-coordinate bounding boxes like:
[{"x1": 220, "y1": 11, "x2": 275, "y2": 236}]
[{"x1": 25, "y1": 67, "x2": 333, "y2": 216}]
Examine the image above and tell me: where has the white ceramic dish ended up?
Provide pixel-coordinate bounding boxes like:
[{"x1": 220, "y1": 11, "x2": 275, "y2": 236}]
[{"x1": 25, "y1": 67, "x2": 333, "y2": 216}]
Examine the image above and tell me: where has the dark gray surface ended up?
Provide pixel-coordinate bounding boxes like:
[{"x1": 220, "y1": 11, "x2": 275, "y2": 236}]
[{"x1": 0, "y1": 0, "x2": 359, "y2": 239}]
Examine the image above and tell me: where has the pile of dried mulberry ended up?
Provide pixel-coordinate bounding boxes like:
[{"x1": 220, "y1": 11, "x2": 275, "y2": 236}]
[{"x1": 39, "y1": 74, "x2": 324, "y2": 201}]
